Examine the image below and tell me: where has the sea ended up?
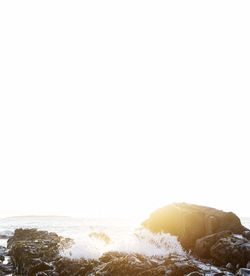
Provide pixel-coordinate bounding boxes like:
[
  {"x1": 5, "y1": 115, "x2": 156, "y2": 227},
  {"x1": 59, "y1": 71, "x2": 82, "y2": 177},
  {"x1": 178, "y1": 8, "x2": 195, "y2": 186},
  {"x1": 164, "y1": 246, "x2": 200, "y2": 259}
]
[{"x1": 0, "y1": 216, "x2": 249, "y2": 260}]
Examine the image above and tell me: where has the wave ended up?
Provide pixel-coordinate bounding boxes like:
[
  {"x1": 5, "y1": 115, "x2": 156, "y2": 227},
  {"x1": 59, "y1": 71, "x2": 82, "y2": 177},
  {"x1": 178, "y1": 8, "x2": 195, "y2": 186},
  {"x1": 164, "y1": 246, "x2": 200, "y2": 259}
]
[{"x1": 61, "y1": 228, "x2": 186, "y2": 259}]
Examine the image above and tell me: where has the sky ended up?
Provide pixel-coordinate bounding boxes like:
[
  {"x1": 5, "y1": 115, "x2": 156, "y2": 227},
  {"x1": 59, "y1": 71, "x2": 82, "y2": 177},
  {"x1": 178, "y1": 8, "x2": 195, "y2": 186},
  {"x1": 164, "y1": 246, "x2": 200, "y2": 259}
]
[{"x1": 0, "y1": 1, "x2": 250, "y2": 218}]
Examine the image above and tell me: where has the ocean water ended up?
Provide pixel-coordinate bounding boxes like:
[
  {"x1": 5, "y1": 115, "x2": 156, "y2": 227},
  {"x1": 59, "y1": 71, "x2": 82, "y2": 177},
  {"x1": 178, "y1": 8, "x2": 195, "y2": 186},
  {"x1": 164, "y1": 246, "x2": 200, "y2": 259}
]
[{"x1": 0, "y1": 216, "x2": 249, "y2": 259}]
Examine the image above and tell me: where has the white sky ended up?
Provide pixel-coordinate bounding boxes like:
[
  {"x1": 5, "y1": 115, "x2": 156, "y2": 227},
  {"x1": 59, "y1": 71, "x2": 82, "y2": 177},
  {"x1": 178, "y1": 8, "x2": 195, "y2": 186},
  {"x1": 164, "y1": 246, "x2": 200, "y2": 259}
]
[{"x1": 0, "y1": 1, "x2": 250, "y2": 218}]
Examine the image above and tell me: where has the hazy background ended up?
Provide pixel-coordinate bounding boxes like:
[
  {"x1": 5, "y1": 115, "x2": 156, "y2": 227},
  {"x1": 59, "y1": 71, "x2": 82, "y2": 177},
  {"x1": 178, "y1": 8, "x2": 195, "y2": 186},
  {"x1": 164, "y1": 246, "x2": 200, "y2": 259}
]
[{"x1": 0, "y1": 1, "x2": 249, "y2": 218}]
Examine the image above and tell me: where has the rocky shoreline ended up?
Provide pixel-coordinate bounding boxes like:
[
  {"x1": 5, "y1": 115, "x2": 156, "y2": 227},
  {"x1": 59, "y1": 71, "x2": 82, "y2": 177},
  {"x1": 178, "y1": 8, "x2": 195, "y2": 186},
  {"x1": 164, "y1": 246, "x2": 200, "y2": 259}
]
[{"x1": 0, "y1": 203, "x2": 249, "y2": 276}]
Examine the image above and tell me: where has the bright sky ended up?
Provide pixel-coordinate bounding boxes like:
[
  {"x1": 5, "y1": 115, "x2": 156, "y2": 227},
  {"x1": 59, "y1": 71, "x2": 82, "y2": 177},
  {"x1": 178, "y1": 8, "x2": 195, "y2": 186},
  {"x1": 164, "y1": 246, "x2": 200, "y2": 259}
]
[{"x1": 0, "y1": 1, "x2": 250, "y2": 218}]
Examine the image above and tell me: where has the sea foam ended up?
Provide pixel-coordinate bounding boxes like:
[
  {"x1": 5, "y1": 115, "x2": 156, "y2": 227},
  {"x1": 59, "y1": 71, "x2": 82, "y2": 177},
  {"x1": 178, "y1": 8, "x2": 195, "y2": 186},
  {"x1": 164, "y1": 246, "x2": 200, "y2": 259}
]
[{"x1": 61, "y1": 228, "x2": 186, "y2": 259}]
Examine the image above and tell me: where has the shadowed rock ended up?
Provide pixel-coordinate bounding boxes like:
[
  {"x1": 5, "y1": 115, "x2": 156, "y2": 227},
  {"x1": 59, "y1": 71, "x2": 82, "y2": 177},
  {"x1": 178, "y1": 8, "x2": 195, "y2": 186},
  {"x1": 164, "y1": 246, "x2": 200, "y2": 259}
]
[
  {"x1": 195, "y1": 230, "x2": 232, "y2": 258},
  {"x1": 7, "y1": 228, "x2": 72, "y2": 275},
  {"x1": 210, "y1": 235, "x2": 250, "y2": 267}
]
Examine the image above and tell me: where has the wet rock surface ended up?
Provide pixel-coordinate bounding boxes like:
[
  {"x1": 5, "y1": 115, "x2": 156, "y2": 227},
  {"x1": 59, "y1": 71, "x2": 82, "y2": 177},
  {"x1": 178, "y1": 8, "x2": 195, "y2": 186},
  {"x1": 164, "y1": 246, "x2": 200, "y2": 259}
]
[
  {"x1": 7, "y1": 228, "x2": 72, "y2": 276},
  {"x1": 210, "y1": 235, "x2": 250, "y2": 268},
  {"x1": 0, "y1": 245, "x2": 14, "y2": 276},
  {"x1": 195, "y1": 231, "x2": 232, "y2": 258},
  {"x1": 5, "y1": 228, "x2": 240, "y2": 276}
]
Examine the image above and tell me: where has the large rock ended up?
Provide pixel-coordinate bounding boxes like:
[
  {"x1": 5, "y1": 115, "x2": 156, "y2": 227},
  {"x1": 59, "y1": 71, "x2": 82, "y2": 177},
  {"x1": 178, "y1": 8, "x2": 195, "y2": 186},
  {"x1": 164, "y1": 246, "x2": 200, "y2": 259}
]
[
  {"x1": 143, "y1": 203, "x2": 247, "y2": 249},
  {"x1": 210, "y1": 235, "x2": 250, "y2": 267},
  {"x1": 7, "y1": 228, "x2": 72, "y2": 275},
  {"x1": 194, "y1": 230, "x2": 232, "y2": 258}
]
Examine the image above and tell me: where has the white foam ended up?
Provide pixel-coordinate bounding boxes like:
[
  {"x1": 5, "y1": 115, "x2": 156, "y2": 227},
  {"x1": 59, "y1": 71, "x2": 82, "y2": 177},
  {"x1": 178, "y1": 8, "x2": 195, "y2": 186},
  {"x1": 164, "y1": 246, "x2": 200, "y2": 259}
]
[{"x1": 61, "y1": 228, "x2": 186, "y2": 259}]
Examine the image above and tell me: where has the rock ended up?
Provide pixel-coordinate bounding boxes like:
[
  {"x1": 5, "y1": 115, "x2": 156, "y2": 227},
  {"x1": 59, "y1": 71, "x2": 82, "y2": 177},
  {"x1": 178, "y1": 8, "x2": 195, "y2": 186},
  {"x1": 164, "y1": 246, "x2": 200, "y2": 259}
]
[
  {"x1": 55, "y1": 257, "x2": 98, "y2": 275},
  {"x1": 143, "y1": 203, "x2": 247, "y2": 249},
  {"x1": 165, "y1": 261, "x2": 198, "y2": 275},
  {"x1": 0, "y1": 245, "x2": 14, "y2": 275},
  {"x1": 195, "y1": 230, "x2": 231, "y2": 258},
  {"x1": 243, "y1": 231, "x2": 250, "y2": 240},
  {"x1": 247, "y1": 261, "x2": 250, "y2": 269},
  {"x1": 93, "y1": 252, "x2": 167, "y2": 276},
  {"x1": 210, "y1": 235, "x2": 250, "y2": 267},
  {"x1": 226, "y1": 263, "x2": 234, "y2": 270},
  {"x1": 28, "y1": 261, "x2": 53, "y2": 274},
  {"x1": 236, "y1": 268, "x2": 250, "y2": 275},
  {"x1": 7, "y1": 228, "x2": 72, "y2": 275},
  {"x1": 0, "y1": 262, "x2": 14, "y2": 275}
]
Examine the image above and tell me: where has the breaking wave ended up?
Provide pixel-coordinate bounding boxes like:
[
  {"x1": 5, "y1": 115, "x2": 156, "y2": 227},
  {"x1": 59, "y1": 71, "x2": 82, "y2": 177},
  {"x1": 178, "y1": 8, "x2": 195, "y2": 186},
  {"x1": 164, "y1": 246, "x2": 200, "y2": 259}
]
[{"x1": 61, "y1": 228, "x2": 186, "y2": 259}]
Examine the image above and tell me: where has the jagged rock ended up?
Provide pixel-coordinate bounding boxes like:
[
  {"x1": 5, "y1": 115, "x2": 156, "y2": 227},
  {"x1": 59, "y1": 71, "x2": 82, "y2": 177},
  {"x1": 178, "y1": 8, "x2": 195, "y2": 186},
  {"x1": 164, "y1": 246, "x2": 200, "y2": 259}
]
[
  {"x1": 93, "y1": 252, "x2": 167, "y2": 276},
  {"x1": 0, "y1": 245, "x2": 14, "y2": 276},
  {"x1": 195, "y1": 231, "x2": 232, "y2": 258},
  {"x1": 143, "y1": 203, "x2": 247, "y2": 249},
  {"x1": 210, "y1": 235, "x2": 250, "y2": 267},
  {"x1": 0, "y1": 262, "x2": 14, "y2": 275},
  {"x1": 165, "y1": 261, "x2": 198, "y2": 275},
  {"x1": 226, "y1": 263, "x2": 234, "y2": 270},
  {"x1": 236, "y1": 268, "x2": 250, "y2": 275},
  {"x1": 55, "y1": 257, "x2": 98, "y2": 275},
  {"x1": 243, "y1": 231, "x2": 250, "y2": 240},
  {"x1": 7, "y1": 228, "x2": 72, "y2": 275}
]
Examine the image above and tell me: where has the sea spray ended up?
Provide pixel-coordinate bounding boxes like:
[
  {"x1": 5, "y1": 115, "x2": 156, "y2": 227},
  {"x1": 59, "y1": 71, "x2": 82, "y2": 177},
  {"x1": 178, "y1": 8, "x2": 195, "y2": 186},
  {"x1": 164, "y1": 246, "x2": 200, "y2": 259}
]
[{"x1": 61, "y1": 228, "x2": 186, "y2": 259}]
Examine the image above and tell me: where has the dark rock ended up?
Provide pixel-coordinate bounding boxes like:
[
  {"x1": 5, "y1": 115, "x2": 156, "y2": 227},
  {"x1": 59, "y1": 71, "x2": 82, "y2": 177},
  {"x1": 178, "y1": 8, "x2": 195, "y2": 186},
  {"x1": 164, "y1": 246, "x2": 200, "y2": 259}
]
[
  {"x1": 0, "y1": 262, "x2": 14, "y2": 275},
  {"x1": 236, "y1": 268, "x2": 250, "y2": 275},
  {"x1": 210, "y1": 235, "x2": 250, "y2": 267},
  {"x1": 28, "y1": 261, "x2": 53, "y2": 274},
  {"x1": 0, "y1": 246, "x2": 6, "y2": 258},
  {"x1": 7, "y1": 228, "x2": 72, "y2": 275},
  {"x1": 93, "y1": 252, "x2": 166, "y2": 276},
  {"x1": 226, "y1": 263, "x2": 234, "y2": 270},
  {"x1": 195, "y1": 230, "x2": 231, "y2": 258},
  {"x1": 0, "y1": 245, "x2": 14, "y2": 275},
  {"x1": 243, "y1": 231, "x2": 250, "y2": 240},
  {"x1": 165, "y1": 261, "x2": 198, "y2": 275},
  {"x1": 55, "y1": 257, "x2": 98, "y2": 275},
  {"x1": 143, "y1": 203, "x2": 247, "y2": 249}
]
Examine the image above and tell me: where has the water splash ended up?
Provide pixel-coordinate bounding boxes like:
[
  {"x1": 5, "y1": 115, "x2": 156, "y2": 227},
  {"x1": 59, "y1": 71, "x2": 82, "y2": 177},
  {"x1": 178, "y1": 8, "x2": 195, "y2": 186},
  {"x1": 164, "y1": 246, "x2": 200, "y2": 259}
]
[{"x1": 61, "y1": 228, "x2": 186, "y2": 259}]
